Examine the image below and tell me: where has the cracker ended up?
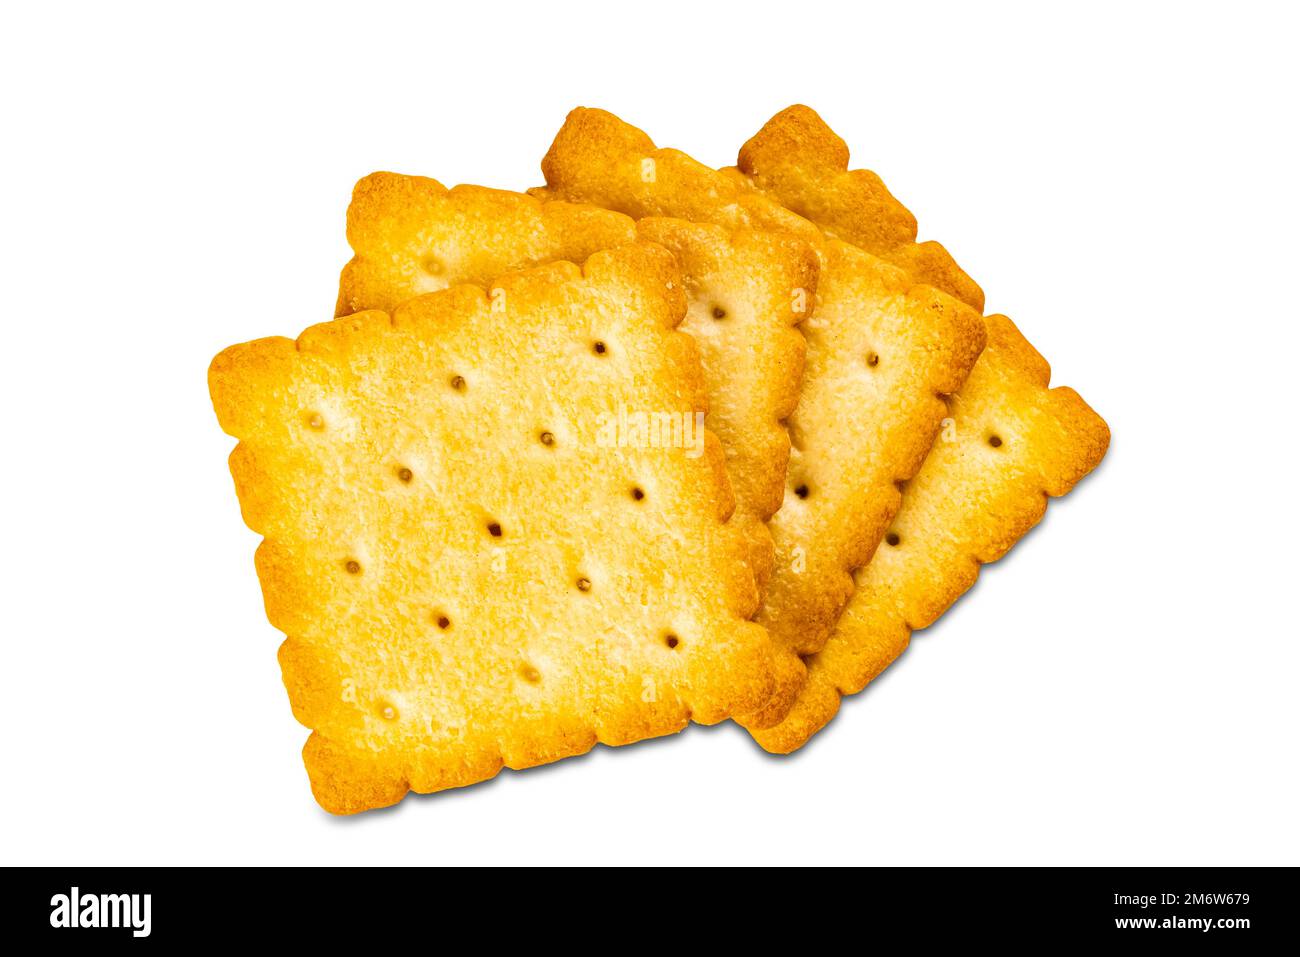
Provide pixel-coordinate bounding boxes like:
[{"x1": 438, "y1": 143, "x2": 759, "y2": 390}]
[
  {"x1": 724, "y1": 106, "x2": 985, "y2": 312},
  {"x1": 733, "y1": 106, "x2": 1111, "y2": 752},
  {"x1": 210, "y1": 243, "x2": 778, "y2": 812},
  {"x1": 336, "y1": 174, "x2": 636, "y2": 317},
  {"x1": 338, "y1": 173, "x2": 819, "y2": 589},
  {"x1": 541, "y1": 108, "x2": 987, "y2": 728}
]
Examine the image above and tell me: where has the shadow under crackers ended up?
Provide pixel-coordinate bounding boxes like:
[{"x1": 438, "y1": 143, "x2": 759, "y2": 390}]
[
  {"x1": 316, "y1": 720, "x2": 737, "y2": 822},
  {"x1": 737, "y1": 437, "x2": 1117, "y2": 764},
  {"x1": 319, "y1": 442, "x2": 1116, "y2": 816}
]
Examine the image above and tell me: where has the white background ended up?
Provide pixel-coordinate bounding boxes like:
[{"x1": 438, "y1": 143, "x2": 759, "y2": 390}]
[{"x1": 2, "y1": 1, "x2": 1297, "y2": 866}]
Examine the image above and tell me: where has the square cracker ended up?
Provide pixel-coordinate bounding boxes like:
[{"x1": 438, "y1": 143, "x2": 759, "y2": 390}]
[
  {"x1": 336, "y1": 174, "x2": 637, "y2": 317},
  {"x1": 210, "y1": 243, "x2": 778, "y2": 812},
  {"x1": 337, "y1": 173, "x2": 819, "y2": 590},
  {"x1": 725, "y1": 106, "x2": 986, "y2": 313},
  {"x1": 732, "y1": 106, "x2": 1111, "y2": 752},
  {"x1": 540, "y1": 108, "x2": 987, "y2": 728}
]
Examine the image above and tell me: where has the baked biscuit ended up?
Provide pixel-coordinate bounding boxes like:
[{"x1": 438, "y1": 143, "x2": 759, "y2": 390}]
[
  {"x1": 211, "y1": 243, "x2": 778, "y2": 811},
  {"x1": 338, "y1": 174, "x2": 818, "y2": 589},
  {"x1": 734, "y1": 106, "x2": 1110, "y2": 751},
  {"x1": 726, "y1": 105, "x2": 984, "y2": 311},
  {"x1": 540, "y1": 108, "x2": 987, "y2": 727}
]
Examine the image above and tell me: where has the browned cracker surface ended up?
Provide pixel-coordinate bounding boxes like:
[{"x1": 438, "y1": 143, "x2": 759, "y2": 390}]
[
  {"x1": 338, "y1": 174, "x2": 818, "y2": 590},
  {"x1": 725, "y1": 106, "x2": 985, "y2": 312},
  {"x1": 735, "y1": 106, "x2": 1110, "y2": 752},
  {"x1": 210, "y1": 243, "x2": 778, "y2": 812},
  {"x1": 541, "y1": 108, "x2": 987, "y2": 728}
]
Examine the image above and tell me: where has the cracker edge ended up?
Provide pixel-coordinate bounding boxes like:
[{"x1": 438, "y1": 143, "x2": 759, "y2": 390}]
[
  {"x1": 636, "y1": 217, "x2": 819, "y2": 590},
  {"x1": 336, "y1": 172, "x2": 640, "y2": 317},
  {"x1": 210, "y1": 242, "x2": 779, "y2": 812},
  {"x1": 736, "y1": 249, "x2": 988, "y2": 730},
  {"x1": 336, "y1": 173, "x2": 812, "y2": 598},
  {"x1": 737, "y1": 108, "x2": 1110, "y2": 749},
  {"x1": 539, "y1": 107, "x2": 989, "y2": 730},
  {"x1": 727, "y1": 103, "x2": 985, "y2": 313},
  {"x1": 751, "y1": 314, "x2": 1110, "y2": 752}
]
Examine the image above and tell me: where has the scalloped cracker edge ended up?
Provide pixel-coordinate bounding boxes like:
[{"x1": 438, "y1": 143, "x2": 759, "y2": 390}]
[
  {"x1": 725, "y1": 105, "x2": 984, "y2": 312},
  {"x1": 736, "y1": 106, "x2": 1110, "y2": 752},
  {"x1": 338, "y1": 174, "x2": 819, "y2": 591},
  {"x1": 541, "y1": 108, "x2": 987, "y2": 728},
  {"x1": 211, "y1": 243, "x2": 778, "y2": 812}
]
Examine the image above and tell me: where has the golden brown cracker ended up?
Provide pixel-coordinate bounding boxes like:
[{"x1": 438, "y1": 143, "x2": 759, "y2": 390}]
[
  {"x1": 734, "y1": 106, "x2": 1110, "y2": 752},
  {"x1": 338, "y1": 173, "x2": 818, "y2": 590},
  {"x1": 210, "y1": 243, "x2": 778, "y2": 812},
  {"x1": 541, "y1": 108, "x2": 987, "y2": 728},
  {"x1": 539, "y1": 109, "x2": 821, "y2": 242},
  {"x1": 336, "y1": 173, "x2": 636, "y2": 317},
  {"x1": 726, "y1": 104, "x2": 985, "y2": 311}
]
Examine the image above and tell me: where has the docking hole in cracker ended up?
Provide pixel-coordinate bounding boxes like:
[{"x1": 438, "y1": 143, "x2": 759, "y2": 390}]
[
  {"x1": 729, "y1": 106, "x2": 1110, "y2": 753},
  {"x1": 210, "y1": 243, "x2": 778, "y2": 813},
  {"x1": 540, "y1": 108, "x2": 988, "y2": 729},
  {"x1": 338, "y1": 172, "x2": 819, "y2": 595}
]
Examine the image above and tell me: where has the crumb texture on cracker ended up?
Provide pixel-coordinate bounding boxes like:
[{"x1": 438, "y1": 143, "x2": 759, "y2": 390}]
[
  {"x1": 752, "y1": 315, "x2": 1109, "y2": 752},
  {"x1": 632, "y1": 218, "x2": 817, "y2": 589},
  {"x1": 730, "y1": 104, "x2": 985, "y2": 312},
  {"x1": 542, "y1": 108, "x2": 987, "y2": 727},
  {"x1": 338, "y1": 171, "x2": 819, "y2": 596},
  {"x1": 337, "y1": 173, "x2": 638, "y2": 317},
  {"x1": 732, "y1": 106, "x2": 1110, "y2": 753},
  {"x1": 210, "y1": 243, "x2": 777, "y2": 813}
]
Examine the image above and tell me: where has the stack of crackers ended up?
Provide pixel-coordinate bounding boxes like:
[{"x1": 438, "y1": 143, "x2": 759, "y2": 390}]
[{"x1": 210, "y1": 106, "x2": 1109, "y2": 814}]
